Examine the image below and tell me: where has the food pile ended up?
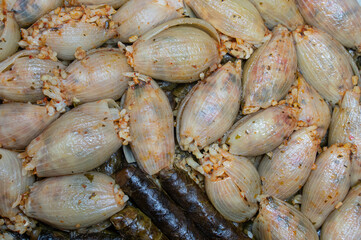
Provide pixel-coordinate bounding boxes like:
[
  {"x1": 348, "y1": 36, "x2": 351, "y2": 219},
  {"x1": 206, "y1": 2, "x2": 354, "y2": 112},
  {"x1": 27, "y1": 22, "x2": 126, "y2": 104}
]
[{"x1": 1, "y1": 0, "x2": 361, "y2": 239}]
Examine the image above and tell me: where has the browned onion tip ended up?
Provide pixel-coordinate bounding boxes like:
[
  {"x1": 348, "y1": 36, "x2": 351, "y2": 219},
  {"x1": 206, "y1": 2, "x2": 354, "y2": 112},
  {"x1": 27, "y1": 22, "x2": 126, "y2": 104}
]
[
  {"x1": 225, "y1": 104, "x2": 299, "y2": 156},
  {"x1": 296, "y1": 0, "x2": 361, "y2": 51},
  {"x1": 0, "y1": 50, "x2": 66, "y2": 103},
  {"x1": 249, "y1": 0, "x2": 304, "y2": 30},
  {"x1": 321, "y1": 183, "x2": 361, "y2": 240},
  {"x1": 329, "y1": 88, "x2": 361, "y2": 186},
  {"x1": 11, "y1": 0, "x2": 63, "y2": 28},
  {"x1": 126, "y1": 18, "x2": 221, "y2": 83},
  {"x1": 259, "y1": 126, "x2": 320, "y2": 200},
  {"x1": 176, "y1": 61, "x2": 242, "y2": 159},
  {"x1": 197, "y1": 144, "x2": 260, "y2": 222},
  {"x1": 21, "y1": 99, "x2": 131, "y2": 177},
  {"x1": 184, "y1": 0, "x2": 268, "y2": 59},
  {"x1": 0, "y1": 103, "x2": 59, "y2": 150},
  {"x1": 0, "y1": 11, "x2": 20, "y2": 62},
  {"x1": 18, "y1": 5, "x2": 117, "y2": 60},
  {"x1": 20, "y1": 172, "x2": 128, "y2": 230},
  {"x1": 286, "y1": 74, "x2": 331, "y2": 138},
  {"x1": 252, "y1": 195, "x2": 318, "y2": 240},
  {"x1": 124, "y1": 73, "x2": 174, "y2": 175},
  {"x1": 42, "y1": 48, "x2": 132, "y2": 112},
  {"x1": 301, "y1": 143, "x2": 353, "y2": 229},
  {"x1": 0, "y1": 148, "x2": 35, "y2": 234},
  {"x1": 242, "y1": 25, "x2": 297, "y2": 114},
  {"x1": 293, "y1": 25, "x2": 359, "y2": 105},
  {"x1": 113, "y1": 0, "x2": 184, "y2": 43}
]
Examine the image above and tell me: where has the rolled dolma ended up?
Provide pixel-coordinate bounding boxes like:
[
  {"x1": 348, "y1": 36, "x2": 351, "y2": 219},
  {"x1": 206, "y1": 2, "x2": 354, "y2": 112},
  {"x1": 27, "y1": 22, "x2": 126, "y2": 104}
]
[
  {"x1": 158, "y1": 168, "x2": 249, "y2": 240},
  {"x1": 111, "y1": 205, "x2": 168, "y2": 240},
  {"x1": 115, "y1": 166, "x2": 206, "y2": 240},
  {"x1": 96, "y1": 149, "x2": 128, "y2": 177}
]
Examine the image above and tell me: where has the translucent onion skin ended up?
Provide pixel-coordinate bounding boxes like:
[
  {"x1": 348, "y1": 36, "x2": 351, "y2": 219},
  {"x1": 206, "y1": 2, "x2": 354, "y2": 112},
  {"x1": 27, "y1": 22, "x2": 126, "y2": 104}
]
[
  {"x1": 0, "y1": 149, "x2": 34, "y2": 219},
  {"x1": 113, "y1": 0, "x2": 183, "y2": 43},
  {"x1": 0, "y1": 12, "x2": 20, "y2": 62},
  {"x1": 0, "y1": 103, "x2": 59, "y2": 150},
  {"x1": 287, "y1": 75, "x2": 331, "y2": 138},
  {"x1": 131, "y1": 19, "x2": 221, "y2": 83},
  {"x1": 293, "y1": 25, "x2": 356, "y2": 105},
  {"x1": 242, "y1": 25, "x2": 297, "y2": 114},
  {"x1": 21, "y1": 172, "x2": 128, "y2": 230},
  {"x1": 226, "y1": 105, "x2": 299, "y2": 156},
  {"x1": 184, "y1": 0, "x2": 266, "y2": 44},
  {"x1": 249, "y1": 0, "x2": 304, "y2": 30},
  {"x1": 0, "y1": 50, "x2": 66, "y2": 102},
  {"x1": 296, "y1": 0, "x2": 361, "y2": 50},
  {"x1": 329, "y1": 90, "x2": 361, "y2": 186},
  {"x1": 124, "y1": 78, "x2": 174, "y2": 175},
  {"x1": 301, "y1": 144, "x2": 352, "y2": 229},
  {"x1": 203, "y1": 148, "x2": 261, "y2": 222},
  {"x1": 54, "y1": 48, "x2": 132, "y2": 104},
  {"x1": 253, "y1": 196, "x2": 318, "y2": 240},
  {"x1": 67, "y1": 0, "x2": 129, "y2": 9},
  {"x1": 12, "y1": 0, "x2": 63, "y2": 27},
  {"x1": 19, "y1": 5, "x2": 117, "y2": 60},
  {"x1": 259, "y1": 126, "x2": 320, "y2": 200},
  {"x1": 23, "y1": 99, "x2": 127, "y2": 177},
  {"x1": 321, "y1": 183, "x2": 361, "y2": 240},
  {"x1": 177, "y1": 62, "x2": 242, "y2": 156}
]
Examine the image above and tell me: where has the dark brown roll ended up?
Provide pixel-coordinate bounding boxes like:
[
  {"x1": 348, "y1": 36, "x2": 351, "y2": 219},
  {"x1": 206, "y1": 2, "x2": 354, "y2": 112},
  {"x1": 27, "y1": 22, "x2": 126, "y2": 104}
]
[
  {"x1": 115, "y1": 166, "x2": 206, "y2": 240},
  {"x1": 158, "y1": 168, "x2": 249, "y2": 240}
]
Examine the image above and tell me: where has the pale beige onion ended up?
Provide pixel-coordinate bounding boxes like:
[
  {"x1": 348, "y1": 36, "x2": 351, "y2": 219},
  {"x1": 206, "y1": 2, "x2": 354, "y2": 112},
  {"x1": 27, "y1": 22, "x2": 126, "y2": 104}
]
[
  {"x1": 296, "y1": 0, "x2": 361, "y2": 50},
  {"x1": 0, "y1": 103, "x2": 59, "y2": 150},
  {"x1": 67, "y1": 0, "x2": 128, "y2": 9},
  {"x1": 184, "y1": 0, "x2": 266, "y2": 44},
  {"x1": 177, "y1": 62, "x2": 242, "y2": 157},
  {"x1": 21, "y1": 172, "x2": 127, "y2": 230},
  {"x1": 225, "y1": 105, "x2": 299, "y2": 156},
  {"x1": 0, "y1": 12, "x2": 20, "y2": 62},
  {"x1": 131, "y1": 18, "x2": 221, "y2": 83},
  {"x1": 19, "y1": 5, "x2": 117, "y2": 60},
  {"x1": 286, "y1": 74, "x2": 331, "y2": 138},
  {"x1": 321, "y1": 183, "x2": 361, "y2": 240},
  {"x1": 242, "y1": 25, "x2": 297, "y2": 114},
  {"x1": 329, "y1": 90, "x2": 361, "y2": 146},
  {"x1": 301, "y1": 144, "x2": 352, "y2": 229},
  {"x1": 253, "y1": 195, "x2": 318, "y2": 240},
  {"x1": 259, "y1": 126, "x2": 320, "y2": 200},
  {"x1": 0, "y1": 50, "x2": 66, "y2": 102},
  {"x1": 0, "y1": 149, "x2": 34, "y2": 219},
  {"x1": 138, "y1": 18, "x2": 220, "y2": 44},
  {"x1": 329, "y1": 89, "x2": 361, "y2": 186},
  {"x1": 249, "y1": 0, "x2": 304, "y2": 30},
  {"x1": 202, "y1": 146, "x2": 260, "y2": 222},
  {"x1": 124, "y1": 77, "x2": 174, "y2": 175},
  {"x1": 293, "y1": 25, "x2": 357, "y2": 105},
  {"x1": 0, "y1": 148, "x2": 35, "y2": 234},
  {"x1": 54, "y1": 48, "x2": 131, "y2": 104},
  {"x1": 12, "y1": 0, "x2": 63, "y2": 27},
  {"x1": 113, "y1": 0, "x2": 183, "y2": 43},
  {"x1": 23, "y1": 99, "x2": 126, "y2": 177},
  {"x1": 37, "y1": 22, "x2": 115, "y2": 61}
]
